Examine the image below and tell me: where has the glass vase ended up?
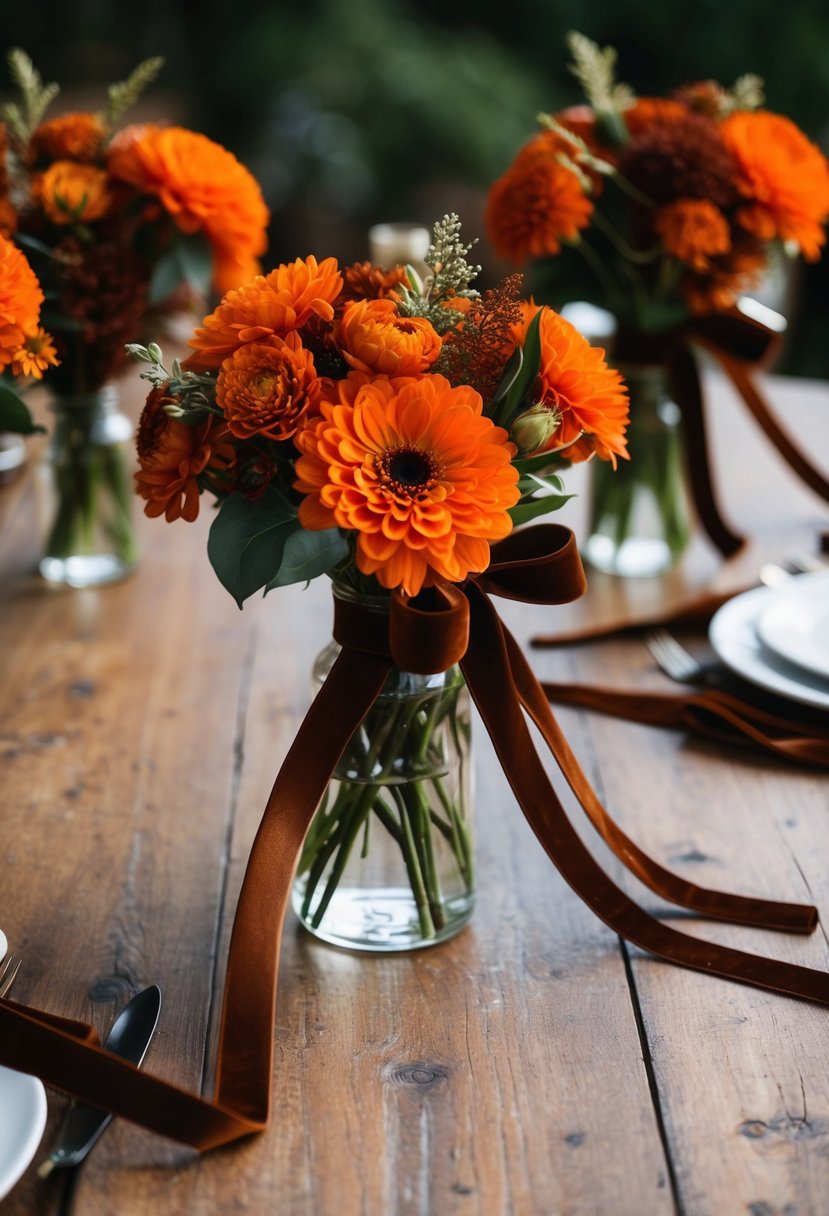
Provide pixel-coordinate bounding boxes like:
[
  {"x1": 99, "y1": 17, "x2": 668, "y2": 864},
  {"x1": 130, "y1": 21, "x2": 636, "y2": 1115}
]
[
  {"x1": 292, "y1": 586, "x2": 474, "y2": 952},
  {"x1": 36, "y1": 385, "x2": 139, "y2": 588},
  {"x1": 583, "y1": 362, "x2": 691, "y2": 577}
]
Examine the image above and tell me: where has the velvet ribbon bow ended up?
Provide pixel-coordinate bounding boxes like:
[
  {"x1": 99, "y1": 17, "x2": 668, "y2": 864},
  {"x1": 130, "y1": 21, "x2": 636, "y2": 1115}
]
[
  {"x1": 2, "y1": 524, "x2": 829, "y2": 1151},
  {"x1": 655, "y1": 303, "x2": 829, "y2": 557}
]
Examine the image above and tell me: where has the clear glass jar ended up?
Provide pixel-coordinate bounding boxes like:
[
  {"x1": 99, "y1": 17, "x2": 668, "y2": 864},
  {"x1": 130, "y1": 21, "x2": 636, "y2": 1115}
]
[
  {"x1": 292, "y1": 584, "x2": 474, "y2": 952},
  {"x1": 36, "y1": 385, "x2": 138, "y2": 588},
  {"x1": 583, "y1": 362, "x2": 691, "y2": 577}
]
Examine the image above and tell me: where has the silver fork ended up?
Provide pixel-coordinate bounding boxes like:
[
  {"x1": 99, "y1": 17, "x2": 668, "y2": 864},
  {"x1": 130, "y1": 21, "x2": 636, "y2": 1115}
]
[
  {"x1": 644, "y1": 628, "x2": 723, "y2": 685},
  {"x1": 0, "y1": 954, "x2": 22, "y2": 998}
]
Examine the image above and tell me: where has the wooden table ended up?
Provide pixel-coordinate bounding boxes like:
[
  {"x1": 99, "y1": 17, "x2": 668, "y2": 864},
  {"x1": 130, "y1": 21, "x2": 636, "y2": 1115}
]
[{"x1": 1, "y1": 367, "x2": 828, "y2": 1215}]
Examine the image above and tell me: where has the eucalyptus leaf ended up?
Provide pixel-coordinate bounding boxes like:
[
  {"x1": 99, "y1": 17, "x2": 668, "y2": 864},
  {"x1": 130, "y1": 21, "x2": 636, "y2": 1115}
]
[
  {"x1": 508, "y1": 493, "x2": 574, "y2": 527},
  {"x1": 207, "y1": 488, "x2": 298, "y2": 608},
  {"x1": 0, "y1": 383, "x2": 44, "y2": 434},
  {"x1": 517, "y1": 471, "x2": 566, "y2": 498},
  {"x1": 149, "y1": 234, "x2": 213, "y2": 305},
  {"x1": 265, "y1": 527, "x2": 348, "y2": 591}
]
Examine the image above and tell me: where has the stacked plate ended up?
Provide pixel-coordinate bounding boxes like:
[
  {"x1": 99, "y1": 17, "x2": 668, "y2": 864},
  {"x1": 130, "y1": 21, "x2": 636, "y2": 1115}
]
[
  {"x1": 0, "y1": 930, "x2": 48, "y2": 1201},
  {"x1": 709, "y1": 569, "x2": 829, "y2": 710}
]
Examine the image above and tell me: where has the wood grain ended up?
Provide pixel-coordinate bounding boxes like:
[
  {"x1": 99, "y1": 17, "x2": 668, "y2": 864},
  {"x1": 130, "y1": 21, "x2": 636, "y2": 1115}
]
[{"x1": 0, "y1": 366, "x2": 827, "y2": 1214}]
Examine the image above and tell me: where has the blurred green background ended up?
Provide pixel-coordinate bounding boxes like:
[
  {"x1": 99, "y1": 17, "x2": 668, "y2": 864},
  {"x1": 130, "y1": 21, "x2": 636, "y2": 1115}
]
[{"x1": 3, "y1": 0, "x2": 829, "y2": 374}]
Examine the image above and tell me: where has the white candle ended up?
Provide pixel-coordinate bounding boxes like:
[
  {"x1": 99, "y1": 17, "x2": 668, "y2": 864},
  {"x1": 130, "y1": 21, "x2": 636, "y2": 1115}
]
[{"x1": 368, "y1": 223, "x2": 431, "y2": 278}]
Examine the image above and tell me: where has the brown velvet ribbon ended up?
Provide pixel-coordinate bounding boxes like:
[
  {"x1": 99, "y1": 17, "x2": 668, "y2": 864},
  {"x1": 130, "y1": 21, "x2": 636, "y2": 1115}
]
[
  {"x1": 1, "y1": 522, "x2": 828, "y2": 1151},
  {"x1": 664, "y1": 306, "x2": 829, "y2": 558}
]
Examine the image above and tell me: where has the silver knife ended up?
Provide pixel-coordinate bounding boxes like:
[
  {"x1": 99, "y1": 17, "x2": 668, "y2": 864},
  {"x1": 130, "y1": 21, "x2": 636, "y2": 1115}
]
[{"x1": 37, "y1": 984, "x2": 162, "y2": 1177}]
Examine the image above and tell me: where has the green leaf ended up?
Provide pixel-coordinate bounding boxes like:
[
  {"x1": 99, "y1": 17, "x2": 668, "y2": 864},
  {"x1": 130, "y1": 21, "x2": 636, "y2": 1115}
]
[
  {"x1": 517, "y1": 471, "x2": 566, "y2": 498},
  {"x1": 495, "y1": 307, "x2": 544, "y2": 426},
  {"x1": 492, "y1": 344, "x2": 522, "y2": 405},
  {"x1": 265, "y1": 527, "x2": 348, "y2": 591},
  {"x1": 149, "y1": 234, "x2": 213, "y2": 304},
  {"x1": 207, "y1": 488, "x2": 298, "y2": 608},
  {"x1": 508, "y1": 493, "x2": 574, "y2": 527},
  {"x1": 0, "y1": 383, "x2": 45, "y2": 434},
  {"x1": 14, "y1": 232, "x2": 57, "y2": 260}
]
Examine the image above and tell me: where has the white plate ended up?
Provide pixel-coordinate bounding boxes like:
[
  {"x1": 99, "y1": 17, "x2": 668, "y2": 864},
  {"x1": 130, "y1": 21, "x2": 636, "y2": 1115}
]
[
  {"x1": 755, "y1": 570, "x2": 829, "y2": 680},
  {"x1": 0, "y1": 1066, "x2": 47, "y2": 1200},
  {"x1": 709, "y1": 584, "x2": 829, "y2": 711}
]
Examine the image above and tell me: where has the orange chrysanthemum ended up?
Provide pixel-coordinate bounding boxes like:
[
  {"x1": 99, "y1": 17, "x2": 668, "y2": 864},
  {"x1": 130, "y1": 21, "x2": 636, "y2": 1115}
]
[
  {"x1": 682, "y1": 233, "x2": 766, "y2": 314},
  {"x1": 28, "y1": 112, "x2": 106, "y2": 163},
  {"x1": 0, "y1": 233, "x2": 58, "y2": 378},
  {"x1": 486, "y1": 131, "x2": 594, "y2": 263},
  {"x1": 720, "y1": 111, "x2": 829, "y2": 261},
  {"x1": 216, "y1": 334, "x2": 320, "y2": 441},
  {"x1": 135, "y1": 384, "x2": 235, "y2": 523},
  {"x1": 184, "y1": 257, "x2": 343, "y2": 372},
  {"x1": 294, "y1": 374, "x2": 519, "y2": 596},
  {"x1": 513, "y1": 304, "x2": 629, "y2": 466},
  {"x1": 108, "y1": 124, "x2": 270, "y2": 291},
  {"x1": 337, "y1": 298, "x2": 442, "y2": 376},
  {"x1": 339, "y1": 260, "x2": 408, "y2": 305},
  {"x1": 654, "y1": 198, "x2": 731, "y2": 270},
  {"x1": 36, "y1": 161, "x2": 113, "y2": 224}
]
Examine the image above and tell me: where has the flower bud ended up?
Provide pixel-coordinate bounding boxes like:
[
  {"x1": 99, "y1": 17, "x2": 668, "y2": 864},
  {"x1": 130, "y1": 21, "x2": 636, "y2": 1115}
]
[
  {"x1": 147, "y1": 342, "x2": 164, "y2": 364},
  {"x1": 510, "y1": 403, "x2": 559, "y2": 455},
  {"x1": 125, "y1": 343, "x2": 153, "y2": 362}
]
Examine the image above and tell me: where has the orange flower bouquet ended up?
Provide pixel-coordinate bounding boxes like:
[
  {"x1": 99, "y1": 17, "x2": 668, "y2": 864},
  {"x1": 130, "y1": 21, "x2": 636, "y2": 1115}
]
[
  {"x1": 1, "y1": 50, "x2": 269, "y2": 586},
  {"x1": 130, "y1": 213, "x2": 629, "y2": 949},
  {"x1": 487, "y1": 33, "x2": 829, "y2": 575}
]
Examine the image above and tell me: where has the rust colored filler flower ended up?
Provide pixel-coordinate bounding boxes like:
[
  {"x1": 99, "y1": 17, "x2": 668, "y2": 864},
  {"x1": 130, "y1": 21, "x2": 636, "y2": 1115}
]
[
  {"x1": 294, "y1": 374, "x2": 519, "y2": 595},
  {"x1": 135, "y1": 385, "x2": 234, "y2": 522},
  {"x1": 216, "y1": 335, "x2": 320, "y2": 441},
  {"x1": 514, "y1": 305, "x2": 629, "y2": 466},
  {"x1": 184, "y1": 257, "x2": 343, "y2": 372},
  {"x1": 721, "y1": 111, "x2": 829, "y2": 260},
  {"x1": 109, "y1": 124, "x2": 270, "y2": 291},
  {"x1": 486, "y1": 132, "x2": 594, "y2": 263},
  {"x1": 337, "y1": 298, "x2": 442, "y2": 376}
]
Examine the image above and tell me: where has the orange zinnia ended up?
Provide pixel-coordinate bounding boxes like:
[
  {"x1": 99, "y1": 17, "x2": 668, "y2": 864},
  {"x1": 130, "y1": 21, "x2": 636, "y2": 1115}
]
[
  {"x1": 294, "y1": 374, "x2": 519, "y2": 596},
  {"x1": 486, "y1": 131, "x2": 594, "y2": 264},
  {"x1": 337, "y1": 298, "x2": 442, "y2": 376},
  {"x1": 216, "y1": 334, "x2": 320, "y2": 441},
  {"x1": 135, "y1": 384, "x2": 235, "y2": 522},
  {"x1": 654, "y1": 198, "x2": 731, "y2": 270},
  {"x1": 721, "y1": 111, "x2": 829, "y2": 261},
  {"x1": 184, "y1": 256, "x2": 343, "y2": 372},
  {"x1": 108, "y1": 124, "x2": 270, "y2": 291},
  {"x1": 36, "y1": 161, "x2": 113, "y2": 224},
  {"x1": 0, "y1": 234, "x2": 58, "y2": 378},
  {"x1": 28, "y1": 112, "x2": 106, "y2": 163},
  {"x1": 513, "y1": 304, "x2": 629, "y2": 466}
]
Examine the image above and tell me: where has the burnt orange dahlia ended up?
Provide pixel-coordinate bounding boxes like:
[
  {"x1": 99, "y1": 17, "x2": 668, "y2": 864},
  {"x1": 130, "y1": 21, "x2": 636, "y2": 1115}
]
[
  {"x1": 216, "y1": 334, "x2": 320, "y2": 441},
  {"x1": 721, "y1": 111, "x2": 829, "y2": 261},
  {"x1": 0, "y1": 233, "x2": 58, "y2": 377},
  {"x1": 624, "y1": 97, "x2": 688, "y2": 136},
  {"x1": 294, "y1": 374, "x2": 519, "y2": 596},
  {"x1": 28, "y1": 112, "x2": 106, "y2": 163},
  {"x1": 184, "y1": 256, "x2": 343, "y2": 372},
  {"x1": 617, "y1": 111, "x2": 737, "y2": 209},
  {"x1": 681, "y1": 232, "x2": 767, "y2": 314},
  {"x1": 513, "y1": 304, "x2": 629, "y2": 466},
  {"x1": 135, "y1": 385, "x2": 235, "y2": 522},
  {"x1": 654, "y1": 198, "x2": 731, "y2": 270},
  {"x1": 337, "y1": 298, "x2": 441, "y2": 377},
  {"x1": 0, "y1": 198, "x2": 17, "y2": 237},
  {"x1": 486, "y1": 132, "x2": 594, "y2": 263},
  {"x1": 108, "y1": 124, "x2": 269, "y2": 291},
  {"x1": 36, "y1": 161, "x2": 113, "y2": 224}
]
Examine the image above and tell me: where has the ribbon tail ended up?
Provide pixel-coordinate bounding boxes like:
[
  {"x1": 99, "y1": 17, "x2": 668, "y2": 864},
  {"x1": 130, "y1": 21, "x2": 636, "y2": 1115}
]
[
  {"x1": 461, "y1": 585, "x2": 829, "y2": 1005},
  {"x1": 0, "y1": 646, "x2": 392, "y2": 1149},
  {"x1": 668, "y1": 343, "x2": 745, "y2": 558},
  {"x1": 715, "y1": 349, "x2": 829, "y2": 503}
]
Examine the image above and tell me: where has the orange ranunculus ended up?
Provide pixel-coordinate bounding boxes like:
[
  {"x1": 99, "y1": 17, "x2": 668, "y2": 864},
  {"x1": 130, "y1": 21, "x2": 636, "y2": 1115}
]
[
  {"x1": 0, "y1": 234, "x2": 58, "y2": 377},
  {"x1": 216, "y1": 334, "x2": 320, "y2": 442},
  {"x1": 135, "y1": 384, "x2": 235, "y2": 522},
  {"x1": 294, "y1": 374, "x2": 519, "y2": 596},
  {"x1": 337, "y1": 298, "x2": 442, "y2": 376},
  {"x1": 721, "y1": 111, "x2": 829, "y2": 261},
  {"x1": 36, "y1": 161, "x2": 113, "y2": 224},
  {"x1": 654, "y1": 198, "x2": 731, "y2": 270},
  {"x1": 485, "y1": 132, "x2": 594, "y2": 264},
  {"x1": 513, "y1": 304, "x2": 629, "y2": 466},
  {"x1": 108, "y1": 124, "x2": 270, "y2": 291},
  {"x1": 28, "y1": 112, "x2": 106, "y2": 163},
  {"x1": 184, "y1": 256, "x2": 343, "y2": 372}
]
